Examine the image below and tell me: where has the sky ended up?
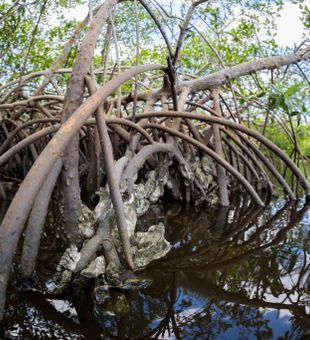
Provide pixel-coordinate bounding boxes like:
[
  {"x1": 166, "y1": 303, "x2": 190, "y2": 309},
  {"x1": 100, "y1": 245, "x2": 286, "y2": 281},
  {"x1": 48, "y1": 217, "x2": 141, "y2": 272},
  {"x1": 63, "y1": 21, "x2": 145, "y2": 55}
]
[
  {"x1": 56, "y1": 1, "x2": 306, "y2": 48},
  {"x1": 276, "y1": 2, "x2": 305, "y2": 46}
]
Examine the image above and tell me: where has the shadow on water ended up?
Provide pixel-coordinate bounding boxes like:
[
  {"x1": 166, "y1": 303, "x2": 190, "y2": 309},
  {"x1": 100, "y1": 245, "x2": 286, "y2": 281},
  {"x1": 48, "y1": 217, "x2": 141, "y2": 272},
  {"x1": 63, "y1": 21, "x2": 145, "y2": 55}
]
[{"x1": 0, "y1": 196, "x2": 309, "y2": 339}]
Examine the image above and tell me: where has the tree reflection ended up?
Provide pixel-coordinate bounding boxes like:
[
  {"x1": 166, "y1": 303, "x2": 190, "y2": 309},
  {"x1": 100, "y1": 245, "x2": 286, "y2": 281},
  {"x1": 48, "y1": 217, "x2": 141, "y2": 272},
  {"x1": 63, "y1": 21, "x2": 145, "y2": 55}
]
[{"x1": 1, "y1": 198, "x2": 309, "y2": 339}]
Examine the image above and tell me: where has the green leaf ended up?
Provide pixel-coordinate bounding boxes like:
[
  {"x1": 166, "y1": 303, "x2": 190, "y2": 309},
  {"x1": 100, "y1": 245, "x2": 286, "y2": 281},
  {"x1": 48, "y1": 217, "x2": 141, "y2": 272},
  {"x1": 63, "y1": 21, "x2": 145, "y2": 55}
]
[
  {"x1": 289, "y1": 111, "x2": 300, "y2": 116},
  {"x1": 284, "y1": 84, "x2": 300, "y2": 97}
]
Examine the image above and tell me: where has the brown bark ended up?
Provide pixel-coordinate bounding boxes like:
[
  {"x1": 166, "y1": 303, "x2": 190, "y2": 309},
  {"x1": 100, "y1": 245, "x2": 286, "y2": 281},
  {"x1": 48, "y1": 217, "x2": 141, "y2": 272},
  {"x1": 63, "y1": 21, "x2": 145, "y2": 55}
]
[
  {"x1": 122, "y1": 142, "x2": 175, "y2": 191},
  {"x1": 120, "y1": 46, "x2": 310, "y2": 102},
  {"x1": 85, "y1": 75, "x2": 134, "y2": 269},
  {"x1": 74, "y1": 211, "x2": 120, "y2": 273},
  {"x1": 184, "y1": 46, "x2": 310, "y2": 91},
  {"x1": 0, "y1": 125, "x2": 60, "y2": 167},
  {"x1": 0, "y1": 64, "x2": 163, "y2": 320},
  {"x1": 223, "y1": 137, "x2": 260, "y2": 182},
  {"x1": 20, "y1": 159, "x2": 63, "y2": 278},
  {"x1": 135, "y1": 111, "x2": 310, "y2": 198},
  {"x1": 145, "y1": 123, "x2": 264, "y2": 207},
  {"x1": 212, "y1": 89, "x2": 229, "y2": 206},
  {"x1": 234, "y1": 131, "x2": 296, "y2": 200},
  {"x1": 61, "y1": 0, "x2": 118, "y2": 243},
  {"x1": 222, "y1": 130, "x2": 272, "y2": 188},
  {"x1": 34, "y1": 6, "x2": 101, "y2": 95}
]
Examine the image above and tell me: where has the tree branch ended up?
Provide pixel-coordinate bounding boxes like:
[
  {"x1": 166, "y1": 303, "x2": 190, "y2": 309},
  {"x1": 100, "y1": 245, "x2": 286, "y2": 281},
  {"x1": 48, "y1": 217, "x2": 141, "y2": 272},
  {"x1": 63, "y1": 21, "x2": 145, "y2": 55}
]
[{"x1": 185, "y1": 46, "x2": 310, "y2": 91}]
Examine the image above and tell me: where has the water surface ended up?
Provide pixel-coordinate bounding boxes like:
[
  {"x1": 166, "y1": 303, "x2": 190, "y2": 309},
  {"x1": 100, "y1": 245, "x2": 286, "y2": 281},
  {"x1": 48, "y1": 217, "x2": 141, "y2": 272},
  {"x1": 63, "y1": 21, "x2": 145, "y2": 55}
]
[{"x1": 1, "y1": 197, "x2": 309, "y2": 339}]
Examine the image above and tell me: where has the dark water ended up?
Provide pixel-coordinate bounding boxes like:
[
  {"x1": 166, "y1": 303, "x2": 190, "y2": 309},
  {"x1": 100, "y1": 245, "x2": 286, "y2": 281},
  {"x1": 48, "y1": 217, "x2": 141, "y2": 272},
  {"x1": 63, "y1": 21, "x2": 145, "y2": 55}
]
[{"x1": 1, "y1": 197, "x2": 309, "y2": 339}]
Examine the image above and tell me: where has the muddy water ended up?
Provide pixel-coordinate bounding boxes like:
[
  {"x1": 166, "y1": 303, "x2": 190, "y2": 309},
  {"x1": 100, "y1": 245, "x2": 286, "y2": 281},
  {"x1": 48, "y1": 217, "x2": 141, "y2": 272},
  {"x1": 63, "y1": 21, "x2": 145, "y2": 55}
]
[{"x1": 0, "y1": 197, "x2": 309, "y2": 339}]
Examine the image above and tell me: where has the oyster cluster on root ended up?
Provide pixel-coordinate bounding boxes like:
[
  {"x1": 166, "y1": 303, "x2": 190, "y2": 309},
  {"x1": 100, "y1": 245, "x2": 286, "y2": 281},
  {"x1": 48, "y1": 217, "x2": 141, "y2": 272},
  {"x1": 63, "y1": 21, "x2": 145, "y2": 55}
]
[
  {"x1": 50, "y1": 164, "x2": 181, "y2": 293},
  {"x1": 51, "y1": 150, "x2": 226, "y2": 293}
]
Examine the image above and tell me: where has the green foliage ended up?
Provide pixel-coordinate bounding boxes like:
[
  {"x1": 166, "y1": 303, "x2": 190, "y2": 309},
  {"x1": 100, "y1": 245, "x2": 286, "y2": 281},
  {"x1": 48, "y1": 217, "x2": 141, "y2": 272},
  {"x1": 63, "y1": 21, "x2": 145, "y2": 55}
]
[
  {"x1": 268, "y1": 82, "x2": 308, "y2": 118},
  {"x1": 0, "y1": 0, "x2": 304, "y2": 84},
  {"x1": 299, "y1": 3, "x2": 310, "y2": 29},
  {"x1": 296, "y1": 125, "x2": 310, "y2": 156},
  {"x1": 263, "y1": 123, "x2": 310, "y2": 157},
  {"x1": 0, "y1": 0, "x2": 308, "y2": 158},
  {"x1": 0, "y1": 0, "x2": 84, "y2": 85}
]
